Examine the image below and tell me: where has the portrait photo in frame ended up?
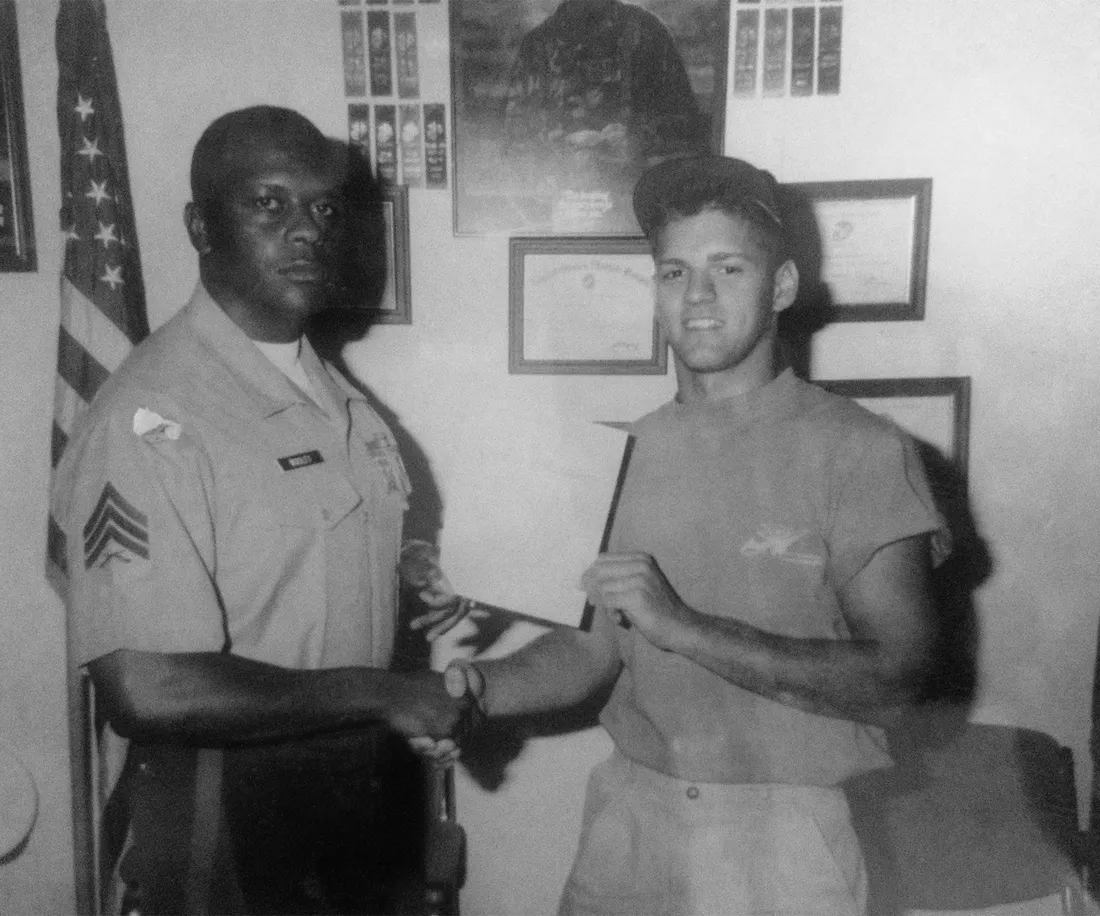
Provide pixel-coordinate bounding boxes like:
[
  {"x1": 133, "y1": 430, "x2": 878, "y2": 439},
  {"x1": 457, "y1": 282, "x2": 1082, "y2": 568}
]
[
  {"x1": 450, "y1": 0, "x2": 730, "y2": 236},
  {"x1": 814, "y1": 376, "x2": 971, "y2": 480},
  {"x1": 509, "y1": 235, "x2": 666, "y2": 374},
  {"x1": 0, "y1": 0, "x2": 36, "y2": 272},
  {"x1": 784, "y1": 178, "x2": 932, "y2": 323},
  {"x1": 371, "y1": 183, "x2": 411, "y2": 324}
]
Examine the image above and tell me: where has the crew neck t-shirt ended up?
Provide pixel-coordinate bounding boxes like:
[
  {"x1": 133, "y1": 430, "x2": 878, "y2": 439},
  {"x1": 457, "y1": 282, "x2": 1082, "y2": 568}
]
[{"x1": 600, "y1": 369, "x2": 945, "y2": 786}]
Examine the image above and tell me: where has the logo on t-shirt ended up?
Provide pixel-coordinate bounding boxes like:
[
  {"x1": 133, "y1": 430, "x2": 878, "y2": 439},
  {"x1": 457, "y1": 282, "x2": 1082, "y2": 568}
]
[{"x1": 740, "y1": 524, "x2": 823, "y2": 567}]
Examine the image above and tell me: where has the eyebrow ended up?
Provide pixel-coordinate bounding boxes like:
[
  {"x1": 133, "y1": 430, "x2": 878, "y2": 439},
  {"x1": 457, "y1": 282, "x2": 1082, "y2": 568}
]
[{"x1": 657, "y1": 250, "x2": 755, "y2": 265}]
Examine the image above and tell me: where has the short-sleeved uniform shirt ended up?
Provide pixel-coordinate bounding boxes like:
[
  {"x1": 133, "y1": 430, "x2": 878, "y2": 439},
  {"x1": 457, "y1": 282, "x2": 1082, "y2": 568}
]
[
  {"x1": 600, "y1": 369, "x2": 945, "y2": 787},
  {"x1": 52, "y1": 284, "x2": 410, "y2": 672}
]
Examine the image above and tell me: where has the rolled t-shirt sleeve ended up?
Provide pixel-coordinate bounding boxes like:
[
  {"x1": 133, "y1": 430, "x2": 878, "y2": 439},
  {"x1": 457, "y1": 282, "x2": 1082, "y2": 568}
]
[
  {"x1": 825, "y1": 422, "x2": 948, "y2": 588},
  {"x1": 55, "y1": 396, "x2": 226, "y2": 666}
]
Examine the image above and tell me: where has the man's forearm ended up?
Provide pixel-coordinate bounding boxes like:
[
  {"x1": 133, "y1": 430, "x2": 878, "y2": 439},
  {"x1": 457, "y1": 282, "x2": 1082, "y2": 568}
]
[
  {"x1": 675, "y1": 614, "x2": 928, "y2": 728},
  {"x1": 583, "y1": 537, "x2": 937, "y2": 728},
  {"x1": 90, "y1": 649, "x2": 443, "y2": 744},
  {"x1": 473, "y1": 626, "x2": 621, "y2": 719}
]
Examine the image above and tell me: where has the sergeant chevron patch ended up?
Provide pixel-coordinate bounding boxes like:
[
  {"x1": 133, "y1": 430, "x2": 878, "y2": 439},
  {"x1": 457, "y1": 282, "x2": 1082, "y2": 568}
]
[{"x1": 83, "y1": 482, "x2": 149, "y2": 569}]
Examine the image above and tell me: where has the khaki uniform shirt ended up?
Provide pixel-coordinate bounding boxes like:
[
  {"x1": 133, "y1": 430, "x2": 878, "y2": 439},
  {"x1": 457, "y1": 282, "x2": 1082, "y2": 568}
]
[{"x1": 53, "y1": 284, "x2": 410, "y2": 671}]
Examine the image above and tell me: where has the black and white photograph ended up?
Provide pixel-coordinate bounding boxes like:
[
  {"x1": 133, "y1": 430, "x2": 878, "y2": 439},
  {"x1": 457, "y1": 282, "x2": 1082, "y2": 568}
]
[
  {"x1": 1, "y1": 2, "x2": 1099, "y2": 916},
  {"x1": 450, "y1": 0, "x2": 729, "y2": 235}
]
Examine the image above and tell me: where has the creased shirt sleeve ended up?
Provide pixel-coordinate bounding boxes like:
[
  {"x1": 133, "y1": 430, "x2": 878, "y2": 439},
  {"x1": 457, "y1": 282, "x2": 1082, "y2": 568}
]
[{"x1": 54, "y1": 394, "x2": 226, "y2": 666}]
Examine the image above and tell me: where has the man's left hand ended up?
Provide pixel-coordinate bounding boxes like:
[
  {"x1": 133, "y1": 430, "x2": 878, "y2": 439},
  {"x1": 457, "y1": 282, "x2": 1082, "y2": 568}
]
[{"x1": 580, "y1": 552, "x2": 696, "y2": 652}]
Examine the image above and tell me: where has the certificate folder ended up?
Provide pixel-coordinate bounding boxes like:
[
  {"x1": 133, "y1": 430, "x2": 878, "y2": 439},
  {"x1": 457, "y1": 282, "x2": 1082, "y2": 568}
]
[
  {"x1": 579, "y1": 435, "x2": 635, "y2": 632},
  {"x1": 441, "y1": 423, "x2": 634, "y2": 629}
]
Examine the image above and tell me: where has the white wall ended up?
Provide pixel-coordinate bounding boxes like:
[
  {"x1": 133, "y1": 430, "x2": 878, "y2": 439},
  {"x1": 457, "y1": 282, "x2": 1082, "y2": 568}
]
[
  {"x1": 1, "y1": 2, "x2": 1098, "y2": 913},
  {"x1": 725, "y1": 2, "x2": 1100, "y2": 753}
]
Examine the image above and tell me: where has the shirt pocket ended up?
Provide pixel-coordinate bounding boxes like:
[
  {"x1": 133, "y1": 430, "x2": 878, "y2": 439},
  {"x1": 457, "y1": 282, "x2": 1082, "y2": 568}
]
[{"x1": 267, "y1": 467, "x2": 364, "y2": 531}]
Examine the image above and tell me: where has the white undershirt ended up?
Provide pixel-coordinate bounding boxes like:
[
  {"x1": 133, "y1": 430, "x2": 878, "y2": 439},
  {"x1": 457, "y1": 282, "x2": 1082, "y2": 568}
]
[{"x1": 253, "y1": 337, "x2": 321, "y2": 405}]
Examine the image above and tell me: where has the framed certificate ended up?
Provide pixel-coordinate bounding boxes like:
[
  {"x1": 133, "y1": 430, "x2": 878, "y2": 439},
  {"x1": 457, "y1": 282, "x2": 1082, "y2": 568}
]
[
  {"x1": 786, "y1": 178, "x2": 932, "y2": 322},
  {"x1": 0, "y1": 0, "x2": 36, "y2": 272},
  {"x1": 508, "y1": 236, "x2": 666, "y2": 374},
  {"x1": 815, "y1": 376, "x2": 971, "y2": 478},
  {"x1": 371, "y1": 184, "x2": 411, "y2": 324}
]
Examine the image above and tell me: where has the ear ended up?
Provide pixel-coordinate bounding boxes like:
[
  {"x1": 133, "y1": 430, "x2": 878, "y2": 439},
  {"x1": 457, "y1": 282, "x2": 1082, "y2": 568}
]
[
  {"x1": 771, "y1": 259, "x2": 799, "y2": 314},
  {"x1": 184, "y1": 202, "x2": 212, "y2": 255}
]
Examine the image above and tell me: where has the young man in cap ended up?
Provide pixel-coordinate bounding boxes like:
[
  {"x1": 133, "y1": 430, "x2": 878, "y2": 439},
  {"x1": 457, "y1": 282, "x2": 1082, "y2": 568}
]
[
  {"x1": 52, "y1": 106, "x2": 471, "y2": 914},
  {"x1": 439, "y1": 154, "x2": 945, "y2": 915}
]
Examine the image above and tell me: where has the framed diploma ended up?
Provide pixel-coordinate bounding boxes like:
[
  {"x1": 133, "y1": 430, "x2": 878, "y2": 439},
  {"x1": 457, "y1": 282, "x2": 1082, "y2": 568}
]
[
  {"x1": 787, "y1": 178, "x2": 932, "y2": 322},
  {"x1": 815, "y1": 376, "x2": 971, "y2": 478},
  {"x1": 508, "y1": 236, "x2": 666, "y2": 375},
  {"x1": 451, "y1": 0, "x2": 730, "y2": 236},
  {"x1": 0, "y1": 0, "x2": 36, "y2": 272},
  {"x1": 371, "y1": 184, "x2": 411, "y2": 324}
]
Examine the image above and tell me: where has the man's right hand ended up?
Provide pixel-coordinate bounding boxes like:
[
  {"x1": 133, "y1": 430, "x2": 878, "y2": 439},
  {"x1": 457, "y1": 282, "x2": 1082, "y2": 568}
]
[
  {"x1": 405, "y1": 661, "x2": 486, "y2": 762},
  {"x1": 384, "y1": 670, "x2": 468, "y2": 743}
]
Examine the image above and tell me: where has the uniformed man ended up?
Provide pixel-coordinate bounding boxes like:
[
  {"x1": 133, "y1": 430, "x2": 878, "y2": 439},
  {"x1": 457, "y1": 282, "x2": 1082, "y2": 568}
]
[{"x1": 51, "y1": 106, "x2": 469, "y2": 914}]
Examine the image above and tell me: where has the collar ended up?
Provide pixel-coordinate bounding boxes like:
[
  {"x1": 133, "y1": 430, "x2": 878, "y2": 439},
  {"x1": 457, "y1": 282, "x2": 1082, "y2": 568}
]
[
  {"x1": 299, "y1": 333, "x2": 368, "y2": 418},
  {"x1": 181, "y1": 283, "x2": 365, "y2": 419},
  {"x1": 666, "y1": 368, "x2": 801, "y2": 426}
]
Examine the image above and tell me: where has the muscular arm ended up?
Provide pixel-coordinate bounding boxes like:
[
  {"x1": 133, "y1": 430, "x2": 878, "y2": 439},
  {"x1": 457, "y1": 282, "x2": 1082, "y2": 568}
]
[
  {"x1": 89, "y1": 648, "x2": 464, "y2": 745},
  {"x1": 454, "y1": 609, "x2": 623, "y2": 720},
  {"x1": 583, "y1": 534, "x2": 937, "y2": 728}
]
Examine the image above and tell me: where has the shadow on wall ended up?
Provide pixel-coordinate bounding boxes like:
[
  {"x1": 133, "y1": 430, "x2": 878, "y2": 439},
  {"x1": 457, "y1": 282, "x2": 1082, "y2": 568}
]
[
  {"x1": 310, "y1": 300, "x2": 445, "y2": 676},
  {"x1": 309, "y1": 140, "x2": 448, "y2": 674},
  {"x1": 840, "y1": 443, "x2": 1084, "y2": 912},
  {"x1": 777, "y1": 185, "x2": 1085, "y2": 911}
]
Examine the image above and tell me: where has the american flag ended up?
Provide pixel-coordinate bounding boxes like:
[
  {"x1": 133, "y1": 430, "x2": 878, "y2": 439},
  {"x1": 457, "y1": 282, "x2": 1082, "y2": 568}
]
[{"x1": 48, "y1": 0, "x2": 148, "y2": 588}]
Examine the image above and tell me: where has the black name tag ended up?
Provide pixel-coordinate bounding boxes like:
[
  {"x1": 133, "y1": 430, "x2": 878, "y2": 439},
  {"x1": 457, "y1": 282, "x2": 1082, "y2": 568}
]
[{"x1": 278, "y1": 450, "x2": 324, "y2": 471}]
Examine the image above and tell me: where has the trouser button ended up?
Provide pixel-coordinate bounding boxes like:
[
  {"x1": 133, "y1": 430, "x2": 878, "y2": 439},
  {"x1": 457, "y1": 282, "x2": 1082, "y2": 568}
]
[{"x1": 686, "y1": 786, "x2": 699, "y2": 800}]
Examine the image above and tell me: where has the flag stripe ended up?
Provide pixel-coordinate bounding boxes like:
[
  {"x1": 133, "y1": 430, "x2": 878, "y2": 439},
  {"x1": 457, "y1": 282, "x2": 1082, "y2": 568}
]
[
  {"x1": 60, "y1": 278, "x2": 135, "y2": 373},
  {"x1": 54, "y1": 372, "x2": 85, "y2": 435},
  {"x1": 47, "y1": 515, "x2": 68, "y2": 577},
  {"x1": 57, "y1": 324, "x2": 111, "y2": 406},
  {"x1": 52, "y1": 421, "x2": 70, "y2": 469}
]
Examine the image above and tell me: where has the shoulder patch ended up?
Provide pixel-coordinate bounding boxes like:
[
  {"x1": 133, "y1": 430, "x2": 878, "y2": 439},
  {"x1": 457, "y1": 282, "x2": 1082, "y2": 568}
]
[
  {"x1": 133, "y1": 407, "x2": 181, "y2": 443},
  {"x1": 83, "y1": 483, "x2": 150, "y2": 569}
]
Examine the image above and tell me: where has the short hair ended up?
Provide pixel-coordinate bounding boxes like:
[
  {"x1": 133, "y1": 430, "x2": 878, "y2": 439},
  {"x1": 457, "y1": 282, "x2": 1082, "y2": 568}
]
[
  {"x1": 633, "y1": 154, "x2": 788, "y2": 265},
  {"x1": 189, "y1": 106, "x2": 333, "y2": 212}
]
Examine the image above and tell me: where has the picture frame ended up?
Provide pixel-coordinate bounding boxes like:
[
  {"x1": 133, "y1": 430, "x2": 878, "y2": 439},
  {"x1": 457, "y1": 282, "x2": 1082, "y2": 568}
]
[
  {"x1": 0, "y1": 0, "x2": 36, "y2": 272},
  {"x1": 371, "y1": 183, "x2": 411, "y2": 324},
  {"x1": 783, "y1": 178, "x2": 932, "y2": 322},
  {"x1": 509, "y1": 235, "x2": 666, "y2": 375},
  {"x1": 814, "y1": 376, "x2": 971, "y2": 479},
  {"x1": 450, "y1": 0, "x2": 731, "y2": 236}
]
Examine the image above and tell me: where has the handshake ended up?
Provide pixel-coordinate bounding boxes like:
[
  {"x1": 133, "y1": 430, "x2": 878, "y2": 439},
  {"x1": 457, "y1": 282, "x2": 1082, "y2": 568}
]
[
  {"x1": 396, "y1": 539, "x2": 487, "y2": 762},
  {"x1": 389, "y1": 662, "x2": 486, "y2": 765}
]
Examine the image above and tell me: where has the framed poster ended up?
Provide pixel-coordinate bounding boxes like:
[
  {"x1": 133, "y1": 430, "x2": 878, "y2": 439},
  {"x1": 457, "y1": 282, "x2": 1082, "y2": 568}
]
[
  {"x1": 509, "y1": 236, "x2": 665, "y2": 374},
  {"x1": 786, "y1": 178, "x2": 932, "y2": 322},
  {"x1": 0, "y1": 0, "x2": 36, "y2": 272},
  {"x1": 371, "y1": 184, "x2": 411, "y2": 324},
  {"x1": 815, "y1": 376, "x2": 971, "y2": 478},
  {"x1": 451, "y1": 0, "x2": 730, "y2": 236}
]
